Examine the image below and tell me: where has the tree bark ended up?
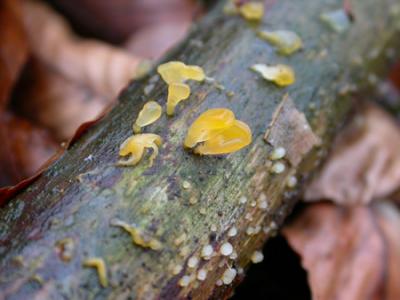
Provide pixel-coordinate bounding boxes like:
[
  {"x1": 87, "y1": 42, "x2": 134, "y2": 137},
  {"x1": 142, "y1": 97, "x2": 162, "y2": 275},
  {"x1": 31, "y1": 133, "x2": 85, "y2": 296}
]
[{"x1": 1, "y1": 0, "x2": 400, "y2": 299}]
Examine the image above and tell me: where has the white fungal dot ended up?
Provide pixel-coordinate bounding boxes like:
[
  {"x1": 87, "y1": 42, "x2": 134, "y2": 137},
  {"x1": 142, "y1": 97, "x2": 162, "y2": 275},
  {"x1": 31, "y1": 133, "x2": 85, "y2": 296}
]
[
  {"x1": 239, "y1": 196, "x2": 247, "y2": 204},
  {"x1": 251, "y1": 251, "x2": 264, "y2": 264},
  {"x1": 270, "y1": 221, "x2": 278, "y2": 230},
  {"x1": 216, "y1": 279, "x2": 223, "y2": 286},
  {"x1": 271, "y1": 162, "x2": 286, "y2": 174},
  {"x1": 258, "y1": 199, "x2": 268, "y2": 210},
  {"x1": 172, "y1": 264, "x2": 183, "y2": 275},
  {"x1": 287, "y1": 175, "x2": 298, "y2": 188},
  {"x1": 220, "y1": 242, "x2": 233, "y2": 256},
  {"x1": 230, "y1": 251, "x2": 238, "y2": 260},
  {"x1": 245, "y1": 213, "x2": 253, "y2": 221},
  {"x1": 201, "y1": 244, "x2": 214, "y2": 259},
  {"x1": 246, "y1": 227, "x2": 255, "y2": 235},
  {"x1": 250, "y1": 201, "x2": 257, "y2": 207},
  {"x1": 210, "y1": 224, "x2": 217, "y2": 232},
  {"x1": 197, "y1": 269, "x2": 207, "y2": 281},
  {"x1": 187, "y1": 256, "x2": 199, "y2": 268},
  {"x1": 182, "y1": 180, "x2": 191, "y2": 189},
  {"x1": 222, "y1": 268, "x2": 237, "y2": 285},
  {"x1": 179, "y1": 275, "x2": 192, "y2": 287},
  {"x1": 237, "y1": 267, "x2": 244, "y2": 274},
  {"x1": 270, "y1": 147, "x2": 286, "y2": 160},
  {"x1": 227, "y1": 226, "x2": 237, "y2": 237}
]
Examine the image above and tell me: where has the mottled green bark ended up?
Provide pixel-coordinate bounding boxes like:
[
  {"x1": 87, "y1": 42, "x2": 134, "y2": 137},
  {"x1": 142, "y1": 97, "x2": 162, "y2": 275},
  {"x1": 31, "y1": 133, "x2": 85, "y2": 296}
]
[{"x1": 1, "y1": 0, "x2": 400, "y2": 299}]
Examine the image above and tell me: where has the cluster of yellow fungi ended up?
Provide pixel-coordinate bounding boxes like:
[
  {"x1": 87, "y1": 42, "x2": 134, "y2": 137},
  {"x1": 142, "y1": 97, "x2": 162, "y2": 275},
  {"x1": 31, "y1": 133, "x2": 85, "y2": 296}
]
[
  {"x1": 184, "y1": 108, "x2": 252, "y2": 155},
  {"x1": 157, "y1": 61, "x2": 205, "y2": 115}
]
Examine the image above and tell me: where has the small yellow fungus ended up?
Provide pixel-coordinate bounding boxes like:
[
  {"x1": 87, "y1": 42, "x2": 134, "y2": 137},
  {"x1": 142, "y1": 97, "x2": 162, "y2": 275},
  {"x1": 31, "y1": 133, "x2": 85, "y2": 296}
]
[
  {"x1": 133, "y1": 101, "x2": 162, "y2": 133},
  {"x1": 157, "y1": 61, "x2": 205, "y2": 84},
  {"x1": 111, "y1": 219, "x2": 163, "y2": 250},
  {"x1": 185, "y1": 109, "x2": 251, "y2": 155},
  {"x1": 251, "y1": 64, "x2": 295, "y2": 87},
  {"x1": 239, "y1": 2, "x2": 264, "y2": 21},
  {"x1": 179, "y1": 275, "x2": 192, "y2": 287},
  {"x1": 194, "y1": 120, "x2": 252, "y2": 155},
  {"x1": 118, "y1": 134, "x2": 162, "y2": 167},
  {"x1": 182, "y1": 180, "x2": 191, "y2": 189},
  {"x1": 258, "y1": 30, "x2": 303, "y2": 55},
  {"x1": 172, "y1": 264, "x2": 183, "y2": 275},
  {"x1": 167, "y1": 83, "x2": 191, "y2": 115},
  {"x1": 83, "y1": 258, "x2": 108, "y2": 287},
  {"x1": 157, "y1": 61, "x2": 205, "y2": 115},
  {"x1": 184, "y1": 108, "x2": 235, "y2": 148}
]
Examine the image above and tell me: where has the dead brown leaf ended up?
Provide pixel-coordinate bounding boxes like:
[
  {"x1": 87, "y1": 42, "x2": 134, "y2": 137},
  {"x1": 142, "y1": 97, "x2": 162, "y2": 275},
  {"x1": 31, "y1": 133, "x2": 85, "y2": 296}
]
[
  {"x1": 13, "y1": 59, "x2": 108, "y2": 140},
  {"x1": 305, "y1": 103, "x2": 400, "y2": 205},
  {"x1": 21, "y1": 0, "x2": 143, "y2": 99},
  {"x1": 0, "y1": 0, "x2": 29, "y2": 111},
  {"x1": 283, "y1": 202, "x2": 400, "y2": 300},
  {"x1": 0, "y1": 112, "x2": 59, "y2": 187}
]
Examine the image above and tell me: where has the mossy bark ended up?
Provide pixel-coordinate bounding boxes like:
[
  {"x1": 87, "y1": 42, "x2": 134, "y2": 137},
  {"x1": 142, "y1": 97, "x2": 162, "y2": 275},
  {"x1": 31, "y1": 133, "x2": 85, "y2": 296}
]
[{"x1": 1, "y1": 0, "x2": 400, "y2": 299}]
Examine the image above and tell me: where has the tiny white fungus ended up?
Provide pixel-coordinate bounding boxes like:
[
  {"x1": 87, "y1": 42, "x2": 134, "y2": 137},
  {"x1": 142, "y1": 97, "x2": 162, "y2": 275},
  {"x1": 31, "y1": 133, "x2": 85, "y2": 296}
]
[
  {"x1": 182, "y1": 180, "x2": 191, "y2": 189},
  {"x1": 251, "y1": 251, "x2": 264, "y2": 264},
  {"x1": 172, "y1": 264, "x2": 183, "y2": 275},
  {"x1": 222, "y1": 268, "x2": 237, "y2": 285},
  {"x1": 239, "y1": 196, "x2": 248, "y2": 204},
  {"x1": 246, "y1": 227, "x2": 255, "y2": 235},
  {"x1": 271, "y1": 162, "x2": 286, "y2": 174},
  {"x1": 258, "y1": 200, "x2": 268, "y2": 210},
  {"x1": 230, "y1": 251, "x2": 238, "y2": 260},
  {"x1": 197, "y1": 269, "x2": 207, "y2": 281},
  {"x1": 216, "y1": 279, "x2": 223, "y2": 286},
  {"x1": 220, "y1": 242, "x2": 233, "y2": 256},
  {"x1": 201, "y1": 244, "x2": 214, "y2": 259},
  {"x1": 227, "y1": 226, "x2": 238, "y2": 237},
  {"x1": 179, "y1": 275, "x2": 192, "y2": 287},
  {"x1": 270, "y1": 147, "x2": 286, "y2": 160},
  {"x1": 188, "y1": 256, "x2": 199, "y2": 268},
  {"x1": 287, "y1": 176, "x2": 298, "y2": 188}
]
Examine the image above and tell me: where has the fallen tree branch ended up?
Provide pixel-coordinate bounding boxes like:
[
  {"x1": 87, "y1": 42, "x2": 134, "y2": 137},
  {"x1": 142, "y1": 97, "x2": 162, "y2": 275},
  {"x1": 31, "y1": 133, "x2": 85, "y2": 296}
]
[{"x1": 0, "y1": 0, "x2": 400, "y2": 299}]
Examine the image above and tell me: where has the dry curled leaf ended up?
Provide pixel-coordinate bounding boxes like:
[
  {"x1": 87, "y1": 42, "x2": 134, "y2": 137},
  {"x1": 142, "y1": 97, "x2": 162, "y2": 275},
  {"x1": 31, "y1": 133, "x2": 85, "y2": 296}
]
[
  {"x1": 0, "y1": 112, "x2": 59, "y2": 187},
  {"x1": 283, "y1": 202, "x2": 400, "y2": 300},
  {"x1": 305, "y1": 103, "x2": 400, "y2": 205},
  {"x1": 21, "y1": 0, "x2": 142, "y2": 99},
  {"x1": 0, "y1": 0, "x2": 28, "y2": 111},
  {"x1": 13, "y1": 59, "x2": 108, "y2": 140}
]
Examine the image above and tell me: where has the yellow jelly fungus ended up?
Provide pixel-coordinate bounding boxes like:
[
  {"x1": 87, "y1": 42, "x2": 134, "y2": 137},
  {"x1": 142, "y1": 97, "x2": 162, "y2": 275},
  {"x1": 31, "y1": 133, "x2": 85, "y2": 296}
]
[
  {"x1": 118, "y1": 134, "x2": 162, "y2": 166},
  {"x1": 157, "y1": 61, "x2": 205, "y2": 84},
  {"x1": 157, "y1": 61, "x2": 205, "y2": 116},
  {"x1": 83, "y1": 258, "x2": 108, "y2": 287},
  {"x1": 257, "y1": 30, "x2": 303, "y2": 55},
  {"x1": 251, "y1": 64, "x2": 295, "y2": 87},
  {"x1": 239, "y1": 2, "x2": 264, "y2": 21},
  {"x1": 167, "y1": 83, "x2": 191, "y2": 115},
  {"x1": 111, "y1": 219, "x2": 163, "y2": 250},
  {"x1": 194, "y1": 120, "x2": 252, "y2": 155},
  {"x1": 133, "y1": 101, "x2": 162, "y2": 133},
  {"x1": 184, "y1": 108, "x2": 235, "y2": 148},
  {"x1": 185, "y1": 109, "x2": 252, "y2": 155}
]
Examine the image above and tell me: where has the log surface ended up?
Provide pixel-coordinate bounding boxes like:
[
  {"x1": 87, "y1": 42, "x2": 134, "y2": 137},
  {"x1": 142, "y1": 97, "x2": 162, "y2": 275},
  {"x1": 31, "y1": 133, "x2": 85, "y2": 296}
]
[{"x1": 1, "y1": 0, "x2": 400, "y2": 299}]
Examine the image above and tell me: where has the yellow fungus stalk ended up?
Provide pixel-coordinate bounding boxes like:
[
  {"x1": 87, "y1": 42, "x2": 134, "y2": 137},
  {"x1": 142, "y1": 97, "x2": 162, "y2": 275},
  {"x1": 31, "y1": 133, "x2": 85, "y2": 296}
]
[
  {"x1": 239, "y1": 2, "x2": 264, "y2": 21},
  {"x1": 185, "y1": 109, "x2": 252, "y2": 155},
  {"x1": 133, "y1": 101, "x2": 162, "y2": 133},
  {"x1": 251, "y1": 64, "x2": 295, "y2": 87},
  {"x1": 118, "y1": 134, "x2": 162, "y2": 167},
  {"x1": 83, "y1": 258, "x2": 108, "y2": 287},
  {"x1": 166, "y1": 83, "x2": 191, "y2": 115},
  {"x1": 111, "y1": 219, "x2": 163, "y2": 251},
  {"x1": 257, "y1": 30, "x2": 303, "y2": 55},
  {"x1": 157, "y1": 61, "x2": 205, "y2": 116}
]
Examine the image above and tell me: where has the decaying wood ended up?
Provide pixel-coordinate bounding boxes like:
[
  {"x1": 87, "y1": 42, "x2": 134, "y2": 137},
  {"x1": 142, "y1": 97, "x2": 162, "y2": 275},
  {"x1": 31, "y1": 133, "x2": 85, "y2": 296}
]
[{"x1": 1, "y1": 0, "x2": 400, "y2": 299}]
